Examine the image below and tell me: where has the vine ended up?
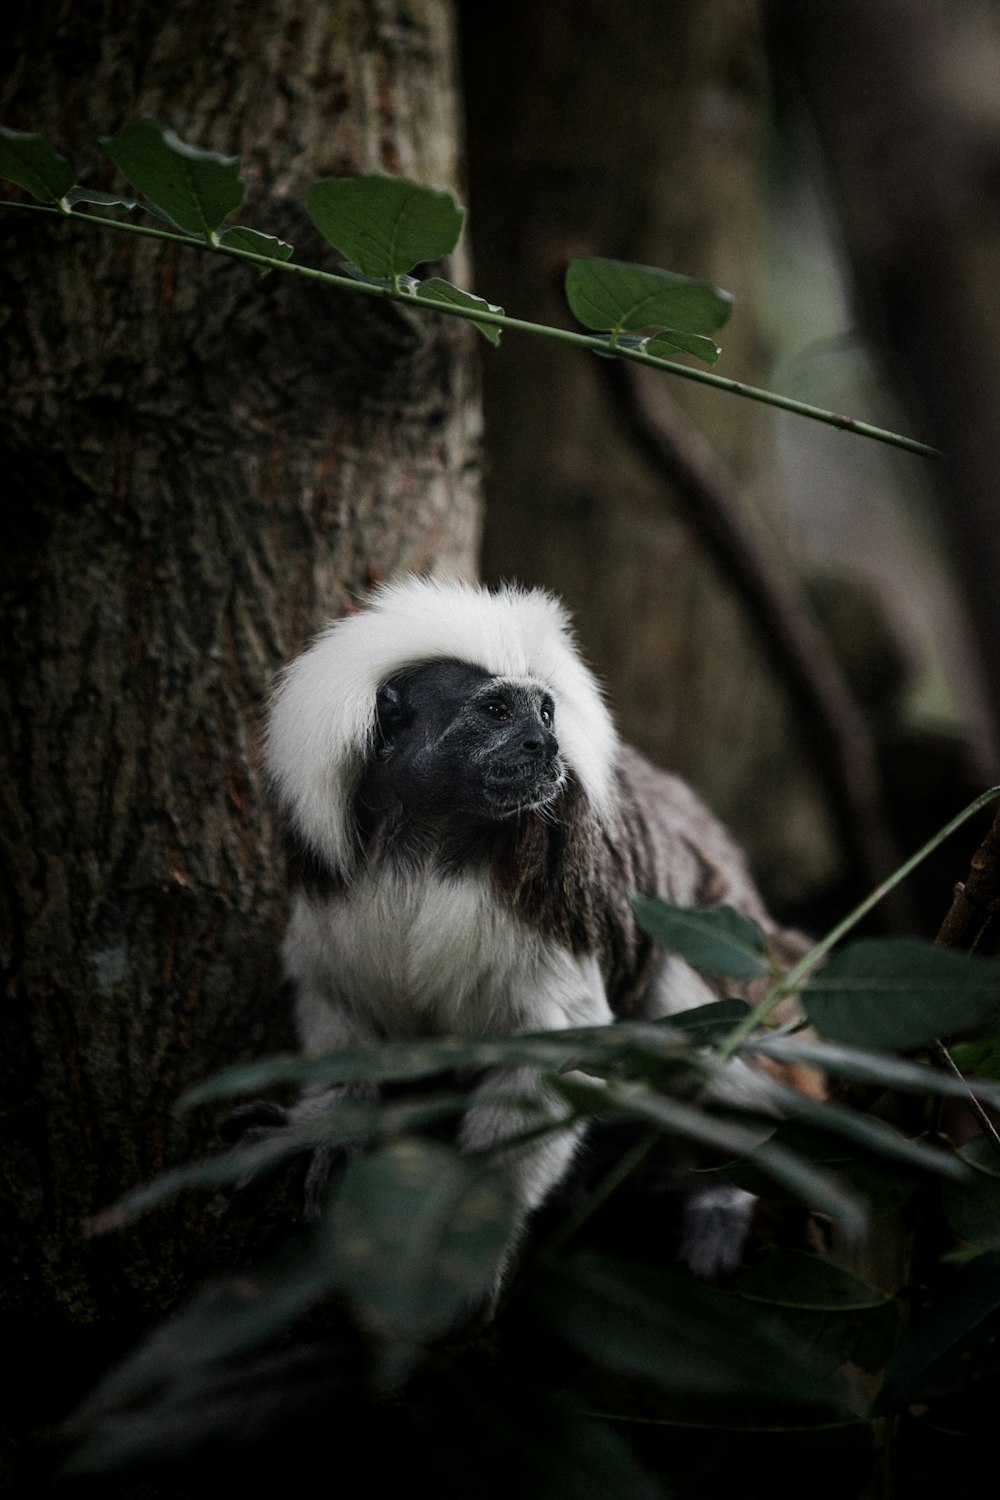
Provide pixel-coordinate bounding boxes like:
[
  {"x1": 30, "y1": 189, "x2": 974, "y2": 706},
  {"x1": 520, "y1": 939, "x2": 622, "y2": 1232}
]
[{"x1": 1, "y1": 119, "x2": 940, "y2": 460}]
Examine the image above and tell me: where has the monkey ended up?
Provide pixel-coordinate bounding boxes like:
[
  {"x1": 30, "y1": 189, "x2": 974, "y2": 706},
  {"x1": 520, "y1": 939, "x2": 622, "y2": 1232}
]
[{"x1": 262, "y1": 575, "x2": 808, "y2": 1282}]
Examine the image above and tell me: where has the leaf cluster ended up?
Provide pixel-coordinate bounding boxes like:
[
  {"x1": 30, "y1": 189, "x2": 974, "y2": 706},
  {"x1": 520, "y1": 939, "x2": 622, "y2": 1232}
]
[{"x1": 67, "y1": 795, "x2": 1000, "y2": 1495}]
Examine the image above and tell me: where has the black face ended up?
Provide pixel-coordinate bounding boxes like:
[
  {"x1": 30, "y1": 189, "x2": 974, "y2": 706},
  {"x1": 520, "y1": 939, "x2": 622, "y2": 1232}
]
[{"x1": 372, "y1": 659, "x2": 563, "y2": 821}]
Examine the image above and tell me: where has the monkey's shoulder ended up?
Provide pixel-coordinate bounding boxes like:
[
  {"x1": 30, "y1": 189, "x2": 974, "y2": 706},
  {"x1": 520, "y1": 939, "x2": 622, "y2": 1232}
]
[{"x1": 609, "y1": 744, "x2": 770, "y2": 920}]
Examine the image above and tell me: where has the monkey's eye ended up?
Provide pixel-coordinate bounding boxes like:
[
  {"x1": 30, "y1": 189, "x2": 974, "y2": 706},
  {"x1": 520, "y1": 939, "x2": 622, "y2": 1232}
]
[
  {"x1": 481, "y1": 697, "x2": 510, "y2": 719},
  {"x1": 540, "y1": 696, "x2": 554, "y2": 727}
]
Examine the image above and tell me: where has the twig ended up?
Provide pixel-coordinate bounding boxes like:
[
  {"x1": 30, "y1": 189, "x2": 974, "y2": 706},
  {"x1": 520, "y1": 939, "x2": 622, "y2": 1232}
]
[
  {"x1": 934, "y1": 806, "x2": 1000, "y2": 958},
  {"x1": 935, "y1": 804, "x2": 1000, "y2": 1155}
]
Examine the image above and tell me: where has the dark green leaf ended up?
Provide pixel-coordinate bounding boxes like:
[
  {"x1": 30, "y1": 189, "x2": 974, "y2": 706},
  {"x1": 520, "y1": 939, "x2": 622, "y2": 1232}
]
[
  {"x1": 324, "y1": 1138, "x2": 515, "y2": 1345},
  {"x1": 101, "y1": 120, "x2": 244, "y2": 237},
  {"x1": 534, "y1": 1252, "x2": 846, "y2": 1409},
  {"x1": 803, "y1": 939, "x2": 1000, "y2": 1049},
  {"x1": 414, "y1": 277, "x2": 503, "y2": 344},
  {"x1": 942, "y1": 1134, "x2": 1000, "y2": 1248},
  {"x1": 730, "y1": 1248, "x2": 889, "y2": 1311},
  {"x1": 645, "y1": 331, "x2": 722, "y2": 365},
  {"x1": 0, "y1": 125, "x2": 74, "y2": 204},
  {"x1": 180, "y1": 1024, "x2": 701, "y2": 1108},
  {"x1": 65, "y1": 1345, "x2": 349, "y2": 1476},
  {"x1": 218, "y1": 225, "x2": 293, "y2": 262},
  {"x1": 422, "y1": 1367, "x2": 665, "y2": 1500},
  {"x1": 950, "y1": 1026, "x2": 1000, "y2": 1080},
  {"x1": 94, "y1": 1133, "x2": 307, "y2": 1227},
  {"x1": 307, "y1": 174, "x2": 464, "y2": 280},
  {"x1": 883, "y1": 1251, "x2": 1000, "y2": 1403},
  {"x1": 101, "y1": 1091, "x2": 473, "y2": 1226},
  {"x1": 668, "y1": 997, "x2": 752, "y2": 1041},
  {"x1": 73, "y1": 1240, "x2": 335, "y2": 1424},
  {"x1": 65, "y1": 186, "x2": 138, "y2": 211},
  {"x1": 565, "y1": 256, "x2": 732, "y2": 338},
  {"x1": 631, "y1": 897, "x2": 771, "y2": 980},
  {"x1": 551, "y1": 1076, "x2": 863, "y2": 1225},
  {"x1": 721, "y1": 1119, "x2": 920, "y2": 1215},
  {"x1": 730, "y1": 1252, "x2": 899, "y2": 1379},
  {"x1": 761, "y1": 1079, "x2": 968, "y2": 1183},
  {"x1": 746, "y1": 1034, "x2": 1000, "y2": 1106}
]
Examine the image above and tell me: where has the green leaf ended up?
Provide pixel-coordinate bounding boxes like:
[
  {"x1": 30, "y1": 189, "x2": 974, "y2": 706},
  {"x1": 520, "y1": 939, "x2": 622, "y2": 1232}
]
[
  {"x1": 421, "y1": 1368, "x2": 665, "y2": 1500},
  {"x1": 180, "y1": 1024, "x2": 702, "y2": 1108},
  {"x1": 551, "y1": 1076, "x2": 863, "y2": 1226},
  {"x1": 307, "y1": 174, "x2": 464, "y2": 281},
  {"x1": 335, "y1": 259, "x2": 422, "y2": 295},
  {"x1": 534, "y1": 1251, "x2": 846, "y2": 1409},
  {"x1": 645, "y1": 331, "x2": 722, "y2": 365},
  {"x1": 0, "y1": 125, "x2": 74, "y2": 204},
  {"x1": 764, "y1": 1079, "x2": 968, "y2": 1182},
  {"x1": 718, "y1": 1072, "x2": 966, "y2": 1195},
  {"x1": 631, "y1": 896, "x2": 771, "y2": 980},
  {"x1": 73, "y1": 1239, "x2": 336, "y2": 1422},
  {"x1": 101, "y1": 120, "x2": 244, "y2": 237},
  {"x1": 65, "y1": 186, "x2": 138, "y2": 211},
  {"x1": 218, "y1": 225, "x2": 293, "y2": 262},
  {"x1": 324, "y1": 1138, "x2": 514, "y2": 1348},
  {"x1": 883, "y1": 1251, "x2": 1000, "y2": 1403},
  {"x1": 565, "y1": 256, "x2": 732, "y2": 339},
  {"x1": 950, "y1": 1024, "x2": 1000, "y2": 1080},
  {"x1": 92, "y1": 1106, "x2": 377, "y2": 1228},
  {"x1": 729, "y1": 1250, "x2": 900, "y2": 1377},
  {"x1": 722, "y1": 1118, "x2": 920, "y2": 1216},
  {"x1": 99, "y1": 1091, "x2": 474, "y2": 1227},
  {"x1": 942, "y1": 1134, "x2": 1000, "y2": 1248},
  {"x1": 730, "y1": 1248, "x2": 890, "y2": 1312},
  {"x1": 65, "y1": 1344, "x2": 350, "y2": 1476},
  {"x1": 803, "y1": 939, "x2": 1000, "y2": 1050},
  {"x1": 746, "y1": 1034, "x2": 1000, "y2": 1106},
  {"x1": 668, "y1": 997, "x2": 752, "y2": 1042},
  {"x1": 414, "y1": 277, "x2": 504, "y2": 344}
]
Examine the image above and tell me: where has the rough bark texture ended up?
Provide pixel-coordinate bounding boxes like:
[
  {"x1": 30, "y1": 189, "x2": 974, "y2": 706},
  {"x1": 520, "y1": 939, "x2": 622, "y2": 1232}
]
[
  {"x1": 462, "y1": 0, "x2": 838, "y2": 908},
  {"x1": 0, "y1": 0, "x2": 480, "y2": 1480}
]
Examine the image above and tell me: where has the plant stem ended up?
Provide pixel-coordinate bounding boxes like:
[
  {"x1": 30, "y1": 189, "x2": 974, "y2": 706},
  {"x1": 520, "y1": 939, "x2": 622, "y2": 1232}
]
[
  {"x1": 6, "y1": 198, "x2": 941, "y2": 460},
  {"x1": 717, "y1": 786, "x2": 1000, "y2": 1059}
]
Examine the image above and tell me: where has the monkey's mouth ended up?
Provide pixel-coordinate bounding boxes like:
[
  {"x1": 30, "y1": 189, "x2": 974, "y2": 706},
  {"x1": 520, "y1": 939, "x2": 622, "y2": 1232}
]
[{"x1": 482, "y1": 758, "x2": 563, "y2": 815}]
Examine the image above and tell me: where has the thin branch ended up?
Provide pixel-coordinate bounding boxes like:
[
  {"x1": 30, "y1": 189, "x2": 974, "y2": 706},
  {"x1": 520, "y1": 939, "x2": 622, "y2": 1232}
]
[
  {"x1": 934, "y1": 805, "x2": 1000, "y2": 958},
  {"x1": 930, "y1": 1041, "x2": 1000, "y2": 1154},
  {"x1": 934, "y1": 804, "x2": 1000, "y2": 1156},
  {"x1": 3, "y1": 197, "x2": 942, "y2": 459},
  {"x1": 718, "y1": 789, "x2": 1000, "y2": 1058}
]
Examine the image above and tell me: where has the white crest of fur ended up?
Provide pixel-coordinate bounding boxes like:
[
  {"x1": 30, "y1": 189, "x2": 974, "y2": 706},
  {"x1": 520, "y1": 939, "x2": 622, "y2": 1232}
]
[{"x1": 265, "y1": 575, "x2": 619, "y2": 873}]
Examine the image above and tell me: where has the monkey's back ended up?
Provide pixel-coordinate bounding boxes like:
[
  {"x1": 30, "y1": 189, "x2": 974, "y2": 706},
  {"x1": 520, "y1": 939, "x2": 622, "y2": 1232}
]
[{"x1": 595, "y1": 744, "x2": 782, "y2": 1015}]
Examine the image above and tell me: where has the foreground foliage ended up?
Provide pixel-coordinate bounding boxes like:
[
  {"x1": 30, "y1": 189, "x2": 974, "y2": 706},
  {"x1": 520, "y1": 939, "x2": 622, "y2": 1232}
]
[{"x1": 68, "y1": 794, "x2": 1000, "y2": 1498}]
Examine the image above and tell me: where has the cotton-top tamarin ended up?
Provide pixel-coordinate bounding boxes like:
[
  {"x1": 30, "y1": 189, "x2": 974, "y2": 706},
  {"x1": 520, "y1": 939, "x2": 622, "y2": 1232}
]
[{"x1": 264, "y1": 576, "x2": 806, "y2": 1277}]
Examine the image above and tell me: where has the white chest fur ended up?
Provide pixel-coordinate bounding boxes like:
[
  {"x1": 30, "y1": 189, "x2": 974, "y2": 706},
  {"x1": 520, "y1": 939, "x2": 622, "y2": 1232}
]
[{"x1": 283, "y1": 868, "x2": 612, "y2": 1054}]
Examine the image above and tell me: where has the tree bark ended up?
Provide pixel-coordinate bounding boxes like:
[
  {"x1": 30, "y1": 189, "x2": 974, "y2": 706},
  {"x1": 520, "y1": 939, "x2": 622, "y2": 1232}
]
[
  {"x1": 462, "y1": 0, "x2": 840, "y2": 908},
  {"x1": 0, "y1": 0, "x2": 480, "y2": 1479}
]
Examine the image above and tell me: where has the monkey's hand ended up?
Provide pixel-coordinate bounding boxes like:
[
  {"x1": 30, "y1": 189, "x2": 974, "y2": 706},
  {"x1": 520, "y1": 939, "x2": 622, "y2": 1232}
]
[{"x1": 676, "y1": 1181, "x2": 757, "y2": 1281}]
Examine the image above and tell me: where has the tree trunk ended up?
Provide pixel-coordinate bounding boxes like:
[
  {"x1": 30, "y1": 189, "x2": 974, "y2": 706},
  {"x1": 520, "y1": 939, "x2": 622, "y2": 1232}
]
[
  {"x1": 462, "y1": 0, "x2": 840, "y2": 907},
  {"x1": 0, "y1": 0, "x2": 479, "y2": 1481}
]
